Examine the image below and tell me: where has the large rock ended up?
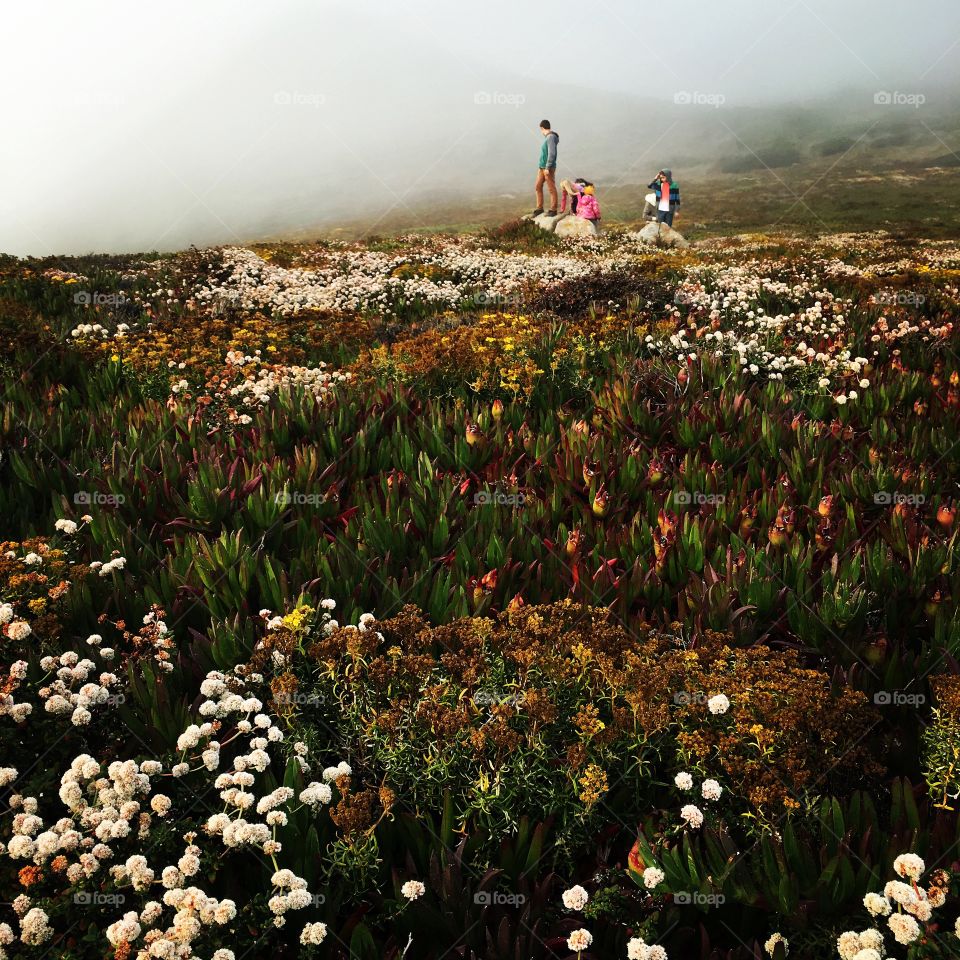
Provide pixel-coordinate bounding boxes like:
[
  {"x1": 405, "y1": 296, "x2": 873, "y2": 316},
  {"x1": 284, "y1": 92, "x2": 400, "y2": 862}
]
[
  {"x1": 532, "y1": 212, "x2": 565, "y2": 233},
  {"x1": 632, "y1": 221, "x2": 689, "y2": 248},
  {"x1": 554, "y1": 216, "x2": 599, "y2": 239}
]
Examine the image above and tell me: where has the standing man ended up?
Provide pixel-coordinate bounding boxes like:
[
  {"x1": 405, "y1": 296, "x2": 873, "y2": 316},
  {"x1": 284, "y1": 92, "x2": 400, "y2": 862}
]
[
  {"x1": 648, "y1": 169, "x2": 680, "y2": 227},
  {"x1": 533, "y1": 120, "x2": 560, "y2": 217}
]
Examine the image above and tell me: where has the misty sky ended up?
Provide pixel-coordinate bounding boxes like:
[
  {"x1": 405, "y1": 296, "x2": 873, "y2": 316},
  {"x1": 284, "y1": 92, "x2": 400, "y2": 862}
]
[{"x1": 3, "y1": 0, "x2": 959, "y2": 255}]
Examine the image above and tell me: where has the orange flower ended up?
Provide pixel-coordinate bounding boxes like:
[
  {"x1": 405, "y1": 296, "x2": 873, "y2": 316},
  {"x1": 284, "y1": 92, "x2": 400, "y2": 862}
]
[{"x1": 18, "y1": 865, "x2": 42, "y2": 887}]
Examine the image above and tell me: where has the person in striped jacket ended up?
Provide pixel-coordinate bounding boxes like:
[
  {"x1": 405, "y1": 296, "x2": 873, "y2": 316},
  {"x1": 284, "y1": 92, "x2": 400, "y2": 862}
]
[{"x1": 648, "y1": 169, "x2": 680, "y2": 227}]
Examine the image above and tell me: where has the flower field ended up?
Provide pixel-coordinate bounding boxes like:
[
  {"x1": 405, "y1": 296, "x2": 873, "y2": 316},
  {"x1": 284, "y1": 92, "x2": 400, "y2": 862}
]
[{"x1": 3, "y1": 221, "x2": 960, "y2": 959}]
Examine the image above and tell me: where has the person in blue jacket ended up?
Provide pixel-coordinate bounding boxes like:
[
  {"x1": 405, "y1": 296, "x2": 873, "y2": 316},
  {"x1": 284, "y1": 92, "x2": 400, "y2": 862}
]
[{"x1": 533, "y1": 120, "x2": 560, "y2": 217}]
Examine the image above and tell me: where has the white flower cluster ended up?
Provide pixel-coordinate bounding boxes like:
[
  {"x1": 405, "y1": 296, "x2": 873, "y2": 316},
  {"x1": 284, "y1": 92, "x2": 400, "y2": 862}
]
[
  {"x1": 654, "y1": 258, "x2": 880, "y2": 396},
  {"x1": 37, "y1": 649, "x2": 122, "y2": 726},
  {"x1": 0, "y1": 628, "x2": 354, "y2": 958},
  {"x1": 627, "y1": 936, "x2": 668, "y2": 959},
  {"x1": 0, "y1": 660, "x2": 32, "y2": 721},
  {"x1": 836, "y1": 853, "x2": 945, "y2": 958},
  {"x1": 301, "y1": 921, "x2": 328, "y2": 944},
  {"x1": 561, "y1": 884, "x2": 589, "y2": 910},
  {"x1": 401, "y1": 879, "x2": 425, "y2": 901},
  {"x1": 194, "y1": 246, "x2": 464, "y2": 316},
  {"x1": 18, "y1": 907, "x2": 52, "y2": 946},
  {"x1": 70, "y1": 322, "x2": 110, "y2": 340},
  {"x1": 675, "y1": 770, "x2": 724, "y2": 801},
  {"x1": 567, "y1": 928, "x2": 593, "y2": 952},
  {"x1": 764, "y1": 932, "x2": 789, "y2": 956},
  {"x1": 642, "y1": 867, "x2": 665, "y2": 890},
  {"x1": 190, "y1": 238, "x2": 633, "y2": 319},
  {"x1": 219, "y1": 350, "x2": 352, "y2": 405},
  {"x1": 267, "y1": 868, "x2": 312, "y2": 925},
  {"x1": 98, "y1": 554, "x2": 127, "y2": 577}
]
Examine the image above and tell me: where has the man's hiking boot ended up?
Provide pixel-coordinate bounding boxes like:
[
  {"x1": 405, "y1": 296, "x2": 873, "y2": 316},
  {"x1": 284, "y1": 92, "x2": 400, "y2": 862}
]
[
  {"x1": 532, "y1": 208, "x2": 544, "y2": 217},
  {"x1": 546, "y1": 210, "x2": 557, "y2": 217}
]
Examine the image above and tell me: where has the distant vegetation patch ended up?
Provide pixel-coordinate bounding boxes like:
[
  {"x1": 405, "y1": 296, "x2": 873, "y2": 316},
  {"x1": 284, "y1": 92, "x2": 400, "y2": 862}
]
[{"x1": 717, "y1": 142, "x2": 802, "y2": 173}]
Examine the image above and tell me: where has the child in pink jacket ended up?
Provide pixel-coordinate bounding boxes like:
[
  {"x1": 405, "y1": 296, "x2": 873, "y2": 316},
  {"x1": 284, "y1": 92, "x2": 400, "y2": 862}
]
[{"x1": 576, "y1": 184, "x2": 601, "y2": 222}]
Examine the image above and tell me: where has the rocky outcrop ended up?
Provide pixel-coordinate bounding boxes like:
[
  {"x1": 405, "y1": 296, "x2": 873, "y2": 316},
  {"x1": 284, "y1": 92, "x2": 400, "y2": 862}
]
[
  {"x1": 532, "y1": 212, "x2": 564, "y2": 232},
  {"x1": 632, "y1": 221, "x2": 689, "y2": 248},
  {"x1": 554, "y1": 216, "x2": 599, "y2": 238}
]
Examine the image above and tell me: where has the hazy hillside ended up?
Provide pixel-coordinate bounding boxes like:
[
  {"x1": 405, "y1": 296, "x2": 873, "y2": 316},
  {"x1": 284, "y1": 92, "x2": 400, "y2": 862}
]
[
  {"x1": 269, "y1": 91, "x2": 960, "y2": 242},
  {"x1": 4, "y1": 0, "x2": 960, "y2": 255}
]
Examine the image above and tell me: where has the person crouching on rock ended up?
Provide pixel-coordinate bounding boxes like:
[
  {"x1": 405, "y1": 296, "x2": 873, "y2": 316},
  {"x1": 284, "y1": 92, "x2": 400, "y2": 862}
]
[
  {"x1": 575, "y1": 183, "x2": 601, "y2": 224},
  {"x1": 648, "y1": 169, "x2": 680, "y2": 227},
  {"x1": 559, "y1": 177, "x2": 589, "y2": 214},
  {"x1": 533, "y1": 120, "x2": 559, "y2": 217}
]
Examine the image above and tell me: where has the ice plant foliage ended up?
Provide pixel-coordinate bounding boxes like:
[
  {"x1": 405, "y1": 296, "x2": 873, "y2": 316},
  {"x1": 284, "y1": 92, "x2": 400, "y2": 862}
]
[{"x1": 3, "y1": 226, "x2": 960, "y2": 957}]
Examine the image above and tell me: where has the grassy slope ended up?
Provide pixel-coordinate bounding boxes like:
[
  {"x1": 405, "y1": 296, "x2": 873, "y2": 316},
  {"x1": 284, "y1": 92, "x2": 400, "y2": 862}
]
[
  {"x1": 294, "y1": 161, "x2": 960, "y2": 244},
  {"x1": 266, "y1": 105, "x2": 960, "y2": 244}
]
